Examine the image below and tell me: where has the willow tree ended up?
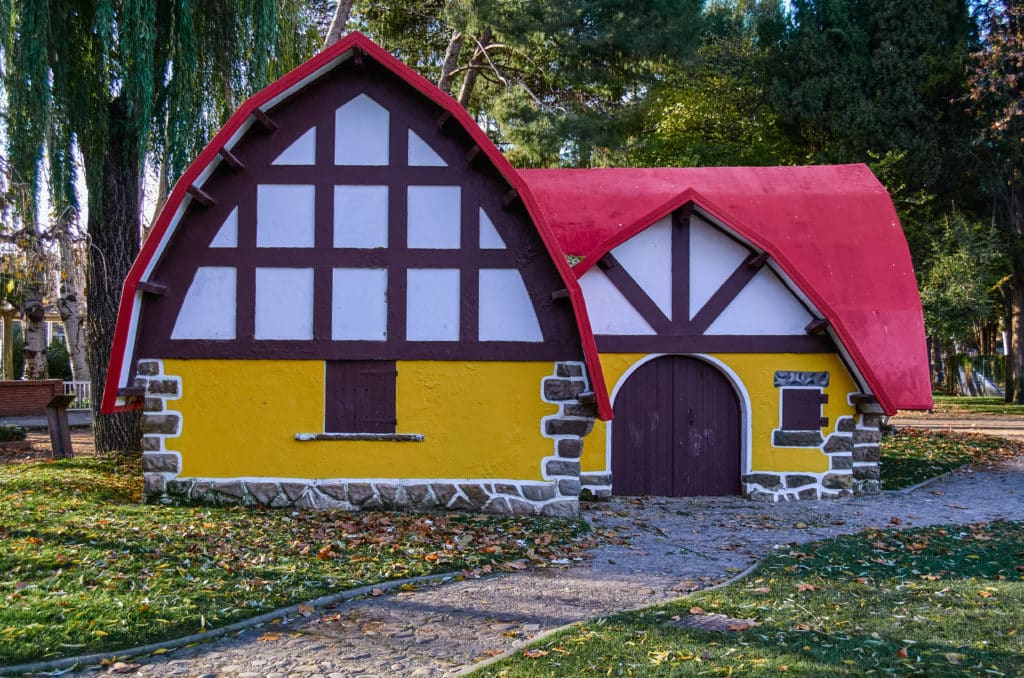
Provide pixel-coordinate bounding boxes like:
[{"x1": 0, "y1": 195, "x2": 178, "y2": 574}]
[{"x1": 0, "y1": 1, "x2": 322, "y2": 452}]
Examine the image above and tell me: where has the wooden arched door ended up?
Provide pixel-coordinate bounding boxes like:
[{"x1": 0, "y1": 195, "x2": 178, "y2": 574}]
[{"x1": 612, "y1": 356, "x2": 741, "y2": 496}]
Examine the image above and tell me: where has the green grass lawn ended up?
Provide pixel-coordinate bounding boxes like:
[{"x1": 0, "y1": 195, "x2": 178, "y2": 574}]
[
  {"x1": 879, "y1": 429, "x2": 1020, "y2": 490},
  {"x1": 0, "y1": 456, "x2": 588, "y2": 666},
  {"x1": 930, "y1": 395, "x2": 1024, "y2": 415},
  {"x1": 475, "y1": 521, "x2": 1024, "y2": 677}
]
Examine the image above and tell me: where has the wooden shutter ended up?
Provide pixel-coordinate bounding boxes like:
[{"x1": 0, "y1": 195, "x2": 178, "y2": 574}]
[
  {"x1": 325, "y1": 360, "x2": 397, "y2": 433},
  {"x1": 781, "y1": 388, "x2": 826, "y2": 430}
]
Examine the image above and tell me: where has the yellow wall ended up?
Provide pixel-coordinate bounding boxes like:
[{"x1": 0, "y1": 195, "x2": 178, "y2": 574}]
[
  {"x1": 163, "y1": 360, "x2": 558, "y2": 480},
  {"x1": 584, "y1": 353, "x2": 859, "y2": 475}
]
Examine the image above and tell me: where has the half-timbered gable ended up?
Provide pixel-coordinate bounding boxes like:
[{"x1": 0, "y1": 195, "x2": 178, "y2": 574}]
[
  {"x1": 576, "y1": 205, "x2": 831, "y2": 354},
  {"x1": 131, "y1": 54, "x2": 583, "y2": 370}
]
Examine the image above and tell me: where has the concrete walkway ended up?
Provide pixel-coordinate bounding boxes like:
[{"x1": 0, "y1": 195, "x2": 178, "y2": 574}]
[
  {"x1": 889, "y1": 411, "x2": 1024, "y2": 441},
  {"x1": 63, "y1": 455, "x2": 1024, "y2": 678}
]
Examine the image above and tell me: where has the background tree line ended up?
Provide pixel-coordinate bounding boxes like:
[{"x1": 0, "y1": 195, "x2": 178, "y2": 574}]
[{"x1": 1, "y1": 0, "x2": 1021, "y2": 453}]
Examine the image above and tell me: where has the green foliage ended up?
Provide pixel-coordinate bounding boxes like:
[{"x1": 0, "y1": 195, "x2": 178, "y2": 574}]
[
  {"x1": 45, "y1": 335, "x2": 72, "y2": 381},
  {"x1": 918, "y1": 211, "x2": 1006, "y2": 344},
  {"x1": 11, "y1": 323, "x2": 22, "y2": 380},
  {"x1": 0, "y1": 425, "x2": 27, "y2": 442},
  {"x1": 479, "y1": 521, "x2": 1024, "y2": 677},
  {"x1": 630, "y1": 1, "x2": 805, "y2": 168},
  {"x1": 0, "y1": 456, "x2": 590, "y2": 665},
  {"x1": 357, "y1": 0, "x2": 705, "y2": 167}
]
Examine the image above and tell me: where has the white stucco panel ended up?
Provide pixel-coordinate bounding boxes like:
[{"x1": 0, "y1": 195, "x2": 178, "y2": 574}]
[
  {"x1": 209, "y1": 207, "x2": 238, "y2": 248},
  {"x1": 478, "y1": 269, "x2": 544, "y2": 342},
  {"x1": 408, "y1": 129, "x2": 447, "y2": 166},
  {"x1": 171, "y1": 267, "x2": 237, "y2": 340},
  {"x1": 479, "y1": 208, "x2": 507, "y2": 249},
  {"x1": 255, "y1": 268, "x2": 314, "y2": 340},
  {"x1": 578, "y1": 268, "x2": 657, "y2": 335},
  {"x1": 272, "y1": 127, "x2": 317, "y2": 165},
  {"x1": 611, "y1": 215, "x2": 672, "y2": 319},
  {"x1": 335, "y1": 94, "x2": 390, "y2": 166},
  {"x1": 690, "y1": 215, "x2": 750, "y2": 318},
  {"x1": 406, "y1": 268, "x2": 460, "y2": 340},
  {"x1": 334, "y1": 185, "x2": 388, "y2": 248},
  {"x1": 332, "y1": 268, "x2": 388, "y2": 340},
  {"x1": 706, "y1": 268, "x2": 814, "y2": 335},
  {"x1": 407, "y1": 185, "x2": 461, "y2": 249},
  {"x1": 256, "y1": 184, "x2": 315, "y2": 247}
]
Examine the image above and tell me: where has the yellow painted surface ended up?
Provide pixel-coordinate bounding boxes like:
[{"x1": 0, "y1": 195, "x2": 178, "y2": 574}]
[
  {"x1": 164, "y1": 360, "x2": 558, "y2": 480},
  {"x1": 586, "y1": 353, "x2": 860, "y2": 475}
]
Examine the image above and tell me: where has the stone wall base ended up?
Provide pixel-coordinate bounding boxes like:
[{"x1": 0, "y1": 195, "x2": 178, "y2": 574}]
[{"x1": 148, "y1": 477, "x2": 577, "y2": 517}]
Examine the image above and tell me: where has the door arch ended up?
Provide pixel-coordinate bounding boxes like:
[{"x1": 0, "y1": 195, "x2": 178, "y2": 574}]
[{"x1": 611, "y1": 355, "x2": 741, "y2": 496}]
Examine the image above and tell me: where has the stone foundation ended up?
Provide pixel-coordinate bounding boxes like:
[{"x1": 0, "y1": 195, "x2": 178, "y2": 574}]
[
  {"x1": 140, "y1": 359, "x2": 595, "y2": 517},
  {"x1": 742, "y1": 396, "x2": 884, "y2": 501}
]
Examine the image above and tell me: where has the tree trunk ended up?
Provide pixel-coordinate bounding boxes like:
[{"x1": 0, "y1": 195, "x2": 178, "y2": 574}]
[
  {"x1": 437, "y1": 30, "x2": 464, "y2": 95},
  {"x1": 323, "y1": 0, "x2": 354, "y2": 48},
  {"x1": 21, "y1": 287, "x2": 48, "y2": 379},
  {"x1": 1008, "y1": 170, "x2": 1024, "y2": 404},
  {"x1": 457, "y1": 27, "x2": 493, "y2": 109},
  {"x1": 58, "y1": 236, "x2": 90, "y2": 381},
  {"x1": 85, "y1": 98, "x2": 143, "y2": 454}
]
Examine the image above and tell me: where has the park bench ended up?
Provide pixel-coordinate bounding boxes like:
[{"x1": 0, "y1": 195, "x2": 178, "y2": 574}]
[{"x1": 0, "y1": 379, "x2": 76, "y2": 458}]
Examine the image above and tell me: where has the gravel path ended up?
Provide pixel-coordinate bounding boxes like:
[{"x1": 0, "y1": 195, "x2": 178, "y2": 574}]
[
  {"x1": 889, "y1": 412, "x2": 1024, "y2": 440},
  {"x1": 55, "y1": 454, "x2": 1024, "y2": 678}
]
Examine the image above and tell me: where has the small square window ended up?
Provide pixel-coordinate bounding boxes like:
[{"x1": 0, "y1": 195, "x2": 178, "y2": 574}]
[
  {"x1": 325, "y1": 360, "x2": 397, "y2": 433},
  {"x1": 781, "y1": 388, "x2": 827, "y2": 430},
  {"x1": 256, "y1": 184, "x2": 315, "y2": 247}
]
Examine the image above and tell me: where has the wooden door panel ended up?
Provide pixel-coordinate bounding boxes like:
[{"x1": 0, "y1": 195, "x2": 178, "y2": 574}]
[{"x1": 613, "y1": 356, "x2": 740, "y2": 497}]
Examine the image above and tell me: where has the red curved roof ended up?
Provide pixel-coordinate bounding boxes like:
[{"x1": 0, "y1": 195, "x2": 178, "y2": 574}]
[
  {"x1": 519, "y1": 165, "x2": 932, "y2": 415},
  {"x1": 102, "y1": 32, "x2": 611, "y2": 418}
]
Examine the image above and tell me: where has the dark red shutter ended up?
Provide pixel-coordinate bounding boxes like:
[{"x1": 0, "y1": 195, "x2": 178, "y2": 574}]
[
  {"x1": 325, "y1": 360, "x2": 397, "y2": 433},
  {"x1": 781, "y1": 388, "x2": 823, "y2": 430}
]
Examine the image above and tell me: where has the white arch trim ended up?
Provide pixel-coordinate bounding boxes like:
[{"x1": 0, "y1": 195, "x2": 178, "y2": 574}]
[{"x1": 605, "y1": 353, "x2": 754, "y2": 482}]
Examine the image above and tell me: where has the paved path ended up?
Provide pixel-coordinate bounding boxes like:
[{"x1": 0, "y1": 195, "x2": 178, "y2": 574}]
[
  {"x1": 62, "y1": 455, "x2": 1024, "y2": 678},
  {"x1": 889, "y1": 412, "x2": 1024, "y2": 441}
]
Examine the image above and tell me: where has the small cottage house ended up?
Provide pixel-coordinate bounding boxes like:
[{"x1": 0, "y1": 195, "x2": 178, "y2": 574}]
[{"x1": 103, "y1": 33, "x2": 931, "y2": 514}]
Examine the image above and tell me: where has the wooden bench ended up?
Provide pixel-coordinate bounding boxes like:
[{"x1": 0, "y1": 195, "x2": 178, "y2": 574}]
[{"x1": 0, "y1": 380, "x2": 76, "y2": 458}]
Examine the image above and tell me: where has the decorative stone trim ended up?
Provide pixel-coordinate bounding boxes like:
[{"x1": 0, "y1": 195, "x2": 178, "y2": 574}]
[
  {"x1": 743, "y1": 394, "x2": 883, "y2": 501},
  {"x1": 142, "y1": 359, "x2": 596, "y2": 517},
  {"x1": 153, "y1": 477, "x2": 580, "y2": 516},
  {"x1": 773, "y1": 371, "x2": 830, "y2": 387},
  {"x1": 539, "y1": 361, "x2": 599, "y2": 515},
  {"x1": 136, "y1": 360, "x2": 183, "y2": 500}
]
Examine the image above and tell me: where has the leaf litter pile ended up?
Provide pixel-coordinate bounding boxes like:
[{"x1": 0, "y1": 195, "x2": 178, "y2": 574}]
[
  {"x1": 880, "y1": 429, "x2": 1021, "y2": 490},
  {"x1": 0, "y1": 456, "x2": 590, "y2": 666},
  {"x1": 479, "y1": 521, "x2": 1024, "y2": 677}
]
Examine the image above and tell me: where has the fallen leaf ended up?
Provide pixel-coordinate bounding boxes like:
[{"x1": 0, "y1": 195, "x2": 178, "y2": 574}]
[
  {"x1": 297, "y1": 603, "x2": 316, "y2": 616},
  {"x1": 889, "y1": 517, "x2": 902, "y2": 525},
  {"x1": 978, "y1": 590, "x2": 994, "y2": 598},
  {"x1": 895, "y1": 647, "x2": 908, "y2": 659},
  {"x1": 796, "y1": 583, "x2": 817, "y2": 592},
  {"x1": 945, "y1": 653, "x2": 962, "y2": 665},
  {"x1": 316, "y1": 545, "x2": 333, "y2": 560},
  {"x1": 795, "y1": 623, "x2": 812, "y2": 631},
  {"x1": 753, "y1": 587, "x2": 772, "y2": 593},
  {"x1": 258, "y1": 632, "x2": 281, "y2": 642},
  {"x1": 523, "y1": 649, "x2": 548, "y2": 658},
  {"x1": 728, "y1": 621, "x2": 755, "y2": 631},
  {"x1": 672, "y1": 580, "x2": 699, "y2": 592},
  {"x1": 854, "y1": 577, "x2": 869, "y2": 585},
  {"x1": 108, "y1": 662, "x2": 141, "y2": 673},
  {"x1": 689, "y1": 606, "x2": 705, "y2": 615},
  {"x1": 371, "y1": 587, "x2": 385, "y2": 596}
]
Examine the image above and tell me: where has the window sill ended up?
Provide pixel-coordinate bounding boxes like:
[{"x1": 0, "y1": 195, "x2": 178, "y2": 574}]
[{"x1": 294, "y1": 432, "x2": 425, "y2": 442}]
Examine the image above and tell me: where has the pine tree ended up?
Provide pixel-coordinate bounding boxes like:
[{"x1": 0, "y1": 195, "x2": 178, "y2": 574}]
[{"x1": 0, "y1": 1, "x2": 322, "y2": 452}]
